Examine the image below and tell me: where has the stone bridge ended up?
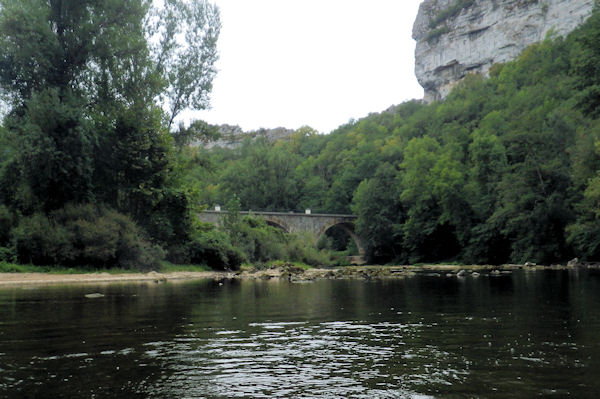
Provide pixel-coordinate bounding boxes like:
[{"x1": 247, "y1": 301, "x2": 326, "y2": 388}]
[{"x1": 199, "y1": 210, "x2": 364, "y2": 256}]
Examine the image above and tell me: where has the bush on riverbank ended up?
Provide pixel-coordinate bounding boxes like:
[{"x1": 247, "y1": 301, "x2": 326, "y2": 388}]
[{"x1": 7, "y1": 204, "x2": 163, "y2": 270}]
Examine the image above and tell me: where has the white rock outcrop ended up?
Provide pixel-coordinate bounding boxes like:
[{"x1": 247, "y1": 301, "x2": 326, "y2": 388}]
[
  {"x1": 201, "y1": 125, "x2": 295, "y2": 149},
  {"x1": 413, "y1": 0, "x2": 595, "y2": 102}
]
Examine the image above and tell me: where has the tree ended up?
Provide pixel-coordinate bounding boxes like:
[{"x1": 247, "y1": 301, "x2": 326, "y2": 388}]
[
  {"x1": 399, "y1": 137, "x2": 466, "y2": 263},
  {"x1": 219, "y1": 139, "x2": 301, "y2": 211},
  {"x1": 352, "y1": 163, "x2": 404, "y2": 263},
  {"x1": 567, "y1": 134, "x2": 600, "y2": 260},
  {"x1": 172, "y1": 119, "x2": 220, "y2": 150},
  {"x1": 463, "y1": 127, "x2": 510, "y2": 264},
  {"x1": 0, "y1": 0, "x2": 153, "y2": 212},
  {"x1": 572, "y1": 9, "x2": 600, "y2": 117},
  {"x1": 147, "y1": 0, "x2": 221, "y2": 128}
]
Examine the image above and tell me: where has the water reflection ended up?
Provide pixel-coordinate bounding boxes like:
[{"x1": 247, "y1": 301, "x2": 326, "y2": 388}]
[{"x1": 0, "y1": 271, "x2": 599, "y2": 398}]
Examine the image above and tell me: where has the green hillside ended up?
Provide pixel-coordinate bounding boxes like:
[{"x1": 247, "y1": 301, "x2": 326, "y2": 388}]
[{"x1": 183, "y1": 10, "x2": 600, "y2": 265}]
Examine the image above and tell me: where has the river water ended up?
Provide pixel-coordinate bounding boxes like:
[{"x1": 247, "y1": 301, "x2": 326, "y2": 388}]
[{"x1": 0, "y1": 269, "x2": 599, "y2": 398}]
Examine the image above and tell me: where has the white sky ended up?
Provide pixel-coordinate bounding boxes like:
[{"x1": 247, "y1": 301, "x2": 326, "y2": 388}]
[{"x1": 187, "y1": 0, "x2": 424, "y2": 133}]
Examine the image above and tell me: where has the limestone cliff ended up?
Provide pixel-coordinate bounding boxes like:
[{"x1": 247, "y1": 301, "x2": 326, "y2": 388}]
[
  {"x1": 201, "y1": 125, "x2": 295, "y2": 149},
  {"x1": 413, "y1": 0, "x2": 594, "y2": 102}
]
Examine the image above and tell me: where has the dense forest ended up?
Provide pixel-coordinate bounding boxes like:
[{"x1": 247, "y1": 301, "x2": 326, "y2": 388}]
[
  {"x1": 1, "y1": 2, "x2": 600, "y2": 270},
  {"x1": 180, "y1": 9, "x2": 600, "y2": 266}
]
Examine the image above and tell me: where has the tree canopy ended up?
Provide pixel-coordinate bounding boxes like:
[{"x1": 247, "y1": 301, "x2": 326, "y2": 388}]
[{"x1": 0, "y1": 0, "x2": 222, "y2": 269}]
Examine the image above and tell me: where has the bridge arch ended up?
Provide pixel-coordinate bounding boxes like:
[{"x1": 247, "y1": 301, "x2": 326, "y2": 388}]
[
  {"x1": 319, "y1": 221, "x2": 365, "y2": 256},
  {"x1": 262, "y1": 218, "x2": 290, "y2": 233}
]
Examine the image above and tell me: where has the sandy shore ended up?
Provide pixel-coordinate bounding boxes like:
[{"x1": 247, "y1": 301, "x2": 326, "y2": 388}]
[
  {"x1": 0, "y1": 271, "x2": 226, "y2": 286},
  {"x1": 0, "y1": 263, "x2": 588, "y2": 287}
]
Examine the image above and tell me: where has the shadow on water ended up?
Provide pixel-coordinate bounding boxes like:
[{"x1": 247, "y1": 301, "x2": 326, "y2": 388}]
[{"x1": 0, "y1": 270, "x2": 599, "y2": 398}]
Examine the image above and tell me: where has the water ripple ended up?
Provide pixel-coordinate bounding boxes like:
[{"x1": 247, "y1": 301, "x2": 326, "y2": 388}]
[{"x1": 140, "y1": 320, "x2": 440, "y2": 398}]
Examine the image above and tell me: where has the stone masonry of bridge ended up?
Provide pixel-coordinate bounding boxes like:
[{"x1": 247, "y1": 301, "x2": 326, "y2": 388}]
[{"x1": 198, "y1": 210, "x2": 365, "y2": 256}]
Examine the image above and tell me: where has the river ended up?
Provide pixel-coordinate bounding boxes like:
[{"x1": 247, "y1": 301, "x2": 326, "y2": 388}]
[{"x1": 0, "y1": 269, "x2": 599, "y2": 398}]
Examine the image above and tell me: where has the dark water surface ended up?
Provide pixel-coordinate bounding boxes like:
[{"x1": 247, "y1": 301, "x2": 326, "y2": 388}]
[{"x1": 0, "y1": 270, "x2": 599, "y2": 398}]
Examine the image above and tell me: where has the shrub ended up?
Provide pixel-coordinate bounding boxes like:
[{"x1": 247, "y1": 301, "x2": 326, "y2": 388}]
[
  {"x1": 189, "y1": 229, "x2": 245, "y2": 270},
  {"x1": 11, "y1": 213, "x2": 74, "y2": 265},
  {"x1": 428, "y1": 0, "x2": 475, "y2": 28},
  {"x1": 236, "y1": 216, "x2": 287, "y2": 262},
  {"x1": 0, "y1": 204, "x2": 14, "y2": 245},
  {"x1": 0, "y1": 246, "x2": 15, "y2": 262},
  {"x1": 165, "y1": 244, "x2": 192, "y2": 265},
  {"x1": 143, "y1": 189, "x2": 193, "y2": 247},
  {"x1": 425, "y1": 26, "x2": 451, "y2": 43},
  {"x1": 10, "y1": 204, "x2": 164, "y2": 270},
  {"x1": 283, "y1": 233, "x2": 332, "y2": 267},
  {"x1": 567, "y1": 221, "x2": 600, "y2": 261}
]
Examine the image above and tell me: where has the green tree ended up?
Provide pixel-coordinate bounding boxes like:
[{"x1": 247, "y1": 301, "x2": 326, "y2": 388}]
[
  {"x1": 567, "y1": 136, "x2": 600, "y2": 259},
  {"x1": 172, "y1": 119, "x2": 220, "y2": 151},
  {"x1": 399, "y1": 137, "x2": 466, "y2": 263},
  {"x1": 463, "y1": 127, "x2": 510, "y2": 263},
  {"x1": 220, "y1": 139, "x2": 301, "y2": 211},
  {"x1": 0, "y1": 0, "x2": 159, "y2": 211},
  {"x1": 6, "y1": 89, "x2": 93, "y2": 212},
  {"x1": 572, "y1": 9, "x2": 600, "y2": 117},
  {"x1": 352, "y1": 163, "x2": 404, "y2": 263},
  {"x1": 147, "y1": 0, "x2": 221, "y2": 128}
]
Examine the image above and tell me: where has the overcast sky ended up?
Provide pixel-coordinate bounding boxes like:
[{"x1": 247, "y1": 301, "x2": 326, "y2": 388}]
[{"x1": 187, "y1": 0, "x2": 424, "y2": 133}]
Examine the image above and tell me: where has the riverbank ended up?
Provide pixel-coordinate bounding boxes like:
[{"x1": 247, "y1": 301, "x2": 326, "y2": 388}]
[
  {"x1": 0, "y1": 271, "x2": 219, "y2": 286},
  {"x1": 1, "y1": 263, "x2": 597, "y2": 287}
]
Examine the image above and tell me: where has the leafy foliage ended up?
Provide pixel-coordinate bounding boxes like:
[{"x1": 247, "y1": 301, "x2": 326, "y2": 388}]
[
  {"x1": 146, "y1": 0, "x2": 221, "y2": 127},
  {"x1": 181, "y1": 10, "x2": 600, "y2": 265},
  {"x1": 428, "y1": 0, "x2": 475, "y2": 29},
  {"x1": 10, "y1": 204, "x2": 163, "y2": 269},
  {"x1": 0, "y1": 0, "x2": 220, "y2": 270}
]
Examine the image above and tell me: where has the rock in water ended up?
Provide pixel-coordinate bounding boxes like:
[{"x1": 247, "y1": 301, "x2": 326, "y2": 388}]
[
  {"x1": 413, "y1": 0, "x2": 594, "y2": 102},
  {"x1": 85, "y1": 293, "x2": 105, "y2": 299}
]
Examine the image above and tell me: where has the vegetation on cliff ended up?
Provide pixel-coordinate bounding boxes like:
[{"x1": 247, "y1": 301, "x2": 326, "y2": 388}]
[{"x1": 428, "y1": 0, "x2": 475, "y2": 29}]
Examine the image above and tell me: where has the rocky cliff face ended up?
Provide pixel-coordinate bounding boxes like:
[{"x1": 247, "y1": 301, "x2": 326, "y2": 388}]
[
  {"x1": 413, "y1": 0, "x2": 594, "y2": 102},
  {"x1": 201, "y1": 125, "x2": 296, "y2": 149}
]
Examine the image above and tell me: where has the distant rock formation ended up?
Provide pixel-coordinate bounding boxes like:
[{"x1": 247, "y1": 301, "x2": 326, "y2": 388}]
[
  {"x1": 413, "y1": 0, "x2": 594, "y2": 102},
  {"x1": 201, "y1": 125, "x2": 296, "y2": 149}
]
